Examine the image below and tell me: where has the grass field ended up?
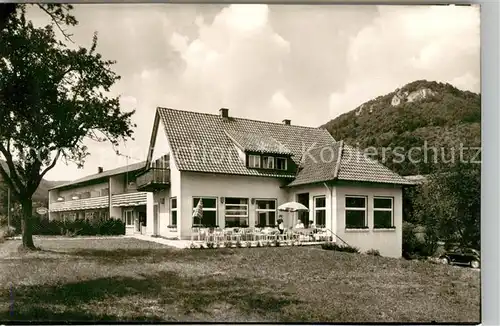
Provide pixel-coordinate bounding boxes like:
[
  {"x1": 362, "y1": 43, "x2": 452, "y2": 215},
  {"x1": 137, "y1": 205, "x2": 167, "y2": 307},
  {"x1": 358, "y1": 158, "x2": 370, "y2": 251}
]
[{"x1": 0, "y1": 237, "x2": 480, "y2": 323}]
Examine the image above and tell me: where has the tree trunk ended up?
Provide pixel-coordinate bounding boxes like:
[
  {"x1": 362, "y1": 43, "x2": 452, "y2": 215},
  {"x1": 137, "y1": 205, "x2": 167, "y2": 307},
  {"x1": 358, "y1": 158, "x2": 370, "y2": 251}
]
[{"x1": 21, "y1": 197, "x2": 36, "y2": 249}]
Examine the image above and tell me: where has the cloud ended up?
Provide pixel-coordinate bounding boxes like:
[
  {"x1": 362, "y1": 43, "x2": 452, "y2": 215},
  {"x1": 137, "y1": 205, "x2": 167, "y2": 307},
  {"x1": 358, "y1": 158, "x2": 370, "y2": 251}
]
[
  {"x1": 170, "y1": 4, "x2": 292, "y2": 122},
  {"x1": 269, "y1": 90, "x2": 292, "y2": 112},
  {"x1": 329, "y1": 5, "x2": 480, "y2": 118},
  {"x1": 20, "y1": 4, "x2": 479, "y2": 180}
]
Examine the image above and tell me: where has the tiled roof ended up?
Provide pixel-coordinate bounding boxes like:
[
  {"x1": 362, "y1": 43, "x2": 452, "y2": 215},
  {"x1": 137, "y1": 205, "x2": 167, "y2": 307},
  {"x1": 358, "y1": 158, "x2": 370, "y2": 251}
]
[
  {"x1": 337, "y1": 144, "x2": 414, "y2": 185},
  {"x1": 286, "y1": 142, "x2": 343, "y2": 187},
  {"x1": 224, "y1": 129, "x2": 293, "y2": 155},
  {"x1": 49, "y1": 161, "x2": 146, "y2": 191},
  {"x1": 157, "y1": 107, "x2": 335, "y2": 177},
  {"x1": 288, "y1": 142, "x2": 414, "y2": 187}
]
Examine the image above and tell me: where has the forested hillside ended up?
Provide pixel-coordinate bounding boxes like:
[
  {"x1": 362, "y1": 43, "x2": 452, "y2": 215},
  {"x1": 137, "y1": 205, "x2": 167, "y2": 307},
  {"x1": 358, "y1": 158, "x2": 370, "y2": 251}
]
[{"x1": 322, "y1": 80, "x2": 480, "y2": 176}]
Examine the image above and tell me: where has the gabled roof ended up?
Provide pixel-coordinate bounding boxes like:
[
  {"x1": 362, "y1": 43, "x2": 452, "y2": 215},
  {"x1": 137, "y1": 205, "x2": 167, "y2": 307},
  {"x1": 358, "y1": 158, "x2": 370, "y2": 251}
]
[
  {"x1": 287, "y1": 141, "x2": 343, "y2": 187},
  {"x1": 287, "y1": 141, "x2": 414, "y2": 187},
  {"x1": 157, "y1": 107, "x2": 335, "y2": 177},
  {"x1": 49, "y1": 161, "x2": 146, "y2": 191}
]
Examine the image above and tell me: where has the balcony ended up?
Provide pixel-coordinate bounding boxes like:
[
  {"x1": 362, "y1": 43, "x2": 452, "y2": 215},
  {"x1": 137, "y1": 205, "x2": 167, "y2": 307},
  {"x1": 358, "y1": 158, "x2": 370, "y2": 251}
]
[
  {"x1": 49, "y1": 196, "x2": 109, "y2": 212},
  {"x1": 111, "y1": 192, "x2": 148, "y2": 207},
  {"x1": 136, "y1": 168, "x2": 170, "y2": 192}
]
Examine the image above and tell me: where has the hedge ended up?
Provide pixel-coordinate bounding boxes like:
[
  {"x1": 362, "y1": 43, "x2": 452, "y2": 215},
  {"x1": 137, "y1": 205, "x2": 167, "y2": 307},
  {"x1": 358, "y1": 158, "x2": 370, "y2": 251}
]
[{"x1": 4, "y1": 216, "x2": 126, "y2": 236}]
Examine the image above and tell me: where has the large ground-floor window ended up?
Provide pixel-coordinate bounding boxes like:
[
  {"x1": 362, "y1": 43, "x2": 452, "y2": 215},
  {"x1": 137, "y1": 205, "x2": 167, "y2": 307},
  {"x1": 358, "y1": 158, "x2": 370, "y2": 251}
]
[
  {"x1": 225, "y1": 197, "x2": 249, "y2": 227},
  {"x1": 192, "y1": 197, "x2": 217, "y2": 227},
  {"x1": 255, "y1": 199, "x2": 276, "y2": 227},
  {"x1": 345, "y1": 196, "x2": 367, "y2": 229},
  {"x1": 62, "y1": 212, "x2": 77, "y2": 221},
  {"x1": 373, "y1": 197, "x2": 394, "y2": 228},
  {"x1": 314, "y1": 196, "x2": 326, "y2": 228}
]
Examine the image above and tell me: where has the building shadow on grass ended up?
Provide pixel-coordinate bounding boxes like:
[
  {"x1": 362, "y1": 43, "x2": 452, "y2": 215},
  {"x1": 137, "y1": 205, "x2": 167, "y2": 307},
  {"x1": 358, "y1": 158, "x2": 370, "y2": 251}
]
[{"x1": 1, "y1": 270, "x2": 301, "y2": 322}]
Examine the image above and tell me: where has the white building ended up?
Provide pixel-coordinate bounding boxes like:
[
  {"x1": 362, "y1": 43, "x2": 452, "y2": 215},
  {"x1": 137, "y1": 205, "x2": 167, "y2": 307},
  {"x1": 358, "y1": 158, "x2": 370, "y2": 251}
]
[{"x1": 48, "y1": 107, "x2": 414, "y2": 257}]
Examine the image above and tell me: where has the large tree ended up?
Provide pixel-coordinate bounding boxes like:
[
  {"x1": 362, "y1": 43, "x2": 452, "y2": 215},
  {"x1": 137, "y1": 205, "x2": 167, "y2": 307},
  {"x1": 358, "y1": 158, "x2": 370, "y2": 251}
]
[
  {"x1": 412, "y1": 161, "x2": 481, "y2": 250},
  {"x1": 0, "y1": 5, "x2": 136, "y2": 248}
]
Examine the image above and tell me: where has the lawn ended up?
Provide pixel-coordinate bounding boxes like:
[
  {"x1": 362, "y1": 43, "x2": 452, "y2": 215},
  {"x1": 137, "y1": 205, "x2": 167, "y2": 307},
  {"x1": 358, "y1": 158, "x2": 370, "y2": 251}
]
[{"x1": 0, "y1": 237, "x2": 480, "y2": 323}]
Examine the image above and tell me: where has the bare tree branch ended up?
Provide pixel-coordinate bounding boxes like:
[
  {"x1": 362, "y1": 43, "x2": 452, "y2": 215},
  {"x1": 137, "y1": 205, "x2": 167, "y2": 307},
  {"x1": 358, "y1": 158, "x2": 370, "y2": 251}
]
[
  {"x1": 39, "y1": 149, "x2": 61, "y2": 180},
  {"x1": 0, "y1": 159, "x2": 20, "y2": 198},
  {"x1": 0, "y1": 141, "x2": 25, "y2": 193},
  {"x1": 36, "y1": 4, "x2": 74, "y2": 43}
]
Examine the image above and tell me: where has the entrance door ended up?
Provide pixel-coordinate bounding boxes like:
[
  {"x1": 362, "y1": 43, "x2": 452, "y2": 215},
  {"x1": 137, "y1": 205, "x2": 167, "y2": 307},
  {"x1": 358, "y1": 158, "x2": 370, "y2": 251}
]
[
  {"x1": 153, "y1": 204, "x2": 159, "y2": 236},
  {"x1": 296, "y1": 193, "x2": 310, "y2": 227}
]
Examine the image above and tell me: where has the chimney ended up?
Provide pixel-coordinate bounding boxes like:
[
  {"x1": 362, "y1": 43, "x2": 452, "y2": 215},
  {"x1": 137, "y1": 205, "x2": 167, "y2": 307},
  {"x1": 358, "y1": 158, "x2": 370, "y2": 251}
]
[
  {"x1": 219, "y1": 108, "x2": 229, "y2": 118},
  {"x1": 98, "y1": 167, "x2": 104, "y2": 174},
  {"x1": 282, "y1": 119, "x2": 291, "y2": 125}
]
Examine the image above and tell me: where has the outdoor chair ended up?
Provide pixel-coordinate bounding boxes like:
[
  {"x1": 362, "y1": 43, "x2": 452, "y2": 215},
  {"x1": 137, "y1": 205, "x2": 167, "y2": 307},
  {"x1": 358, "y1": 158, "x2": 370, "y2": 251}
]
[
  {"x1": 230, "y1": 228, "x2": 242, "y2": 242},
  {"x1": 243, "y1": 227, "x2": 255, "y2": 241},
  {"x1": 191, "y1": 227, "x2": 201, "y2": 241}
]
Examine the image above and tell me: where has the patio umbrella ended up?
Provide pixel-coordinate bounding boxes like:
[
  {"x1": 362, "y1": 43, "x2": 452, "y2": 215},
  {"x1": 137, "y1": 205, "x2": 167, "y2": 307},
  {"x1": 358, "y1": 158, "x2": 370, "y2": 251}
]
[
  {"x1": 278, "y1": 202, "x2": 309, "y2": 228},
  {"x1": 192, "y1": 198, "x2": 203, "y2": 226},
  {"x1": 278, "y1": 202, "x2": 309, "y2": 212}
]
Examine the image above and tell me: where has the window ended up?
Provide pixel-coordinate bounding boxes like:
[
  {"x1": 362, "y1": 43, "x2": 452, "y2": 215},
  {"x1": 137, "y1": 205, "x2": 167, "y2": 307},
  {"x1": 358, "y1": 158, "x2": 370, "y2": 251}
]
[
  {"x1": 248, "y1": 155, "x2": 261, "y2": 168},
  {"x1": 170, "y1": 197, "x2": 177, "y2": 227},
  {"x1": 263, "y1": 156, "x2": 275, "y2": 169},
  {"x1": 192, "y1": 197, "x2": 217, "y2": 227},
  {"x1": 62, "y1": 212, "x2": 76, "y2": 221},
  {"x1": 100, "y1": 210, "x2": 109, "y2": 220},
  {"x1": 255, "y1": 199, "x2": 276, "y2": 227},
  {"x1": 314, "y1": 196, "x2": 326, "y2": 227},
  {"x1": 84, "y1": 211, "x2": 95, "y2": 220},
  {"x1": 81, "y1": 192, "x2": 91, "y2": 199},
  {"x1": 124, "y1": 210, "x2": 134, "y2": 226},
  {"x1": 276, "y1": 157, "x2": 287, "y2": 170},
  {"x1": 374, "y1": 197, "x2": 394, "y2": 228},
  {"x1": 345, "y1": 196, "x2": 367, "y2": 229},
  {"x1": 100, "y1": 188, "x2": 109, "y2": 196},
  {"x1": 225, "y1": 197, "x2": 249, "y2": 227}
]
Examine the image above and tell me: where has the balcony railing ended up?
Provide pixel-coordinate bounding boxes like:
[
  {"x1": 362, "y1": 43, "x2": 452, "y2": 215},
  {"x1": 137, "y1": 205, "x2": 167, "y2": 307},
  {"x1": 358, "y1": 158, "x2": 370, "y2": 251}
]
[
  {"x1": 111, "y1": 192, "x2": 148, "y2": 207},
  {"x1": 136, "y1": 168, "x2": 170, "y2": 191},
  {"x1": 49, "y1": 196, "x2": 109, "y2": 212}
]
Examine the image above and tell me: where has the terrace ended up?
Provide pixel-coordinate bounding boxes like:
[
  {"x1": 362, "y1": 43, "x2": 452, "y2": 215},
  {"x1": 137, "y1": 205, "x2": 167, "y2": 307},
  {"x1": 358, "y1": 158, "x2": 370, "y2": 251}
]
[{"x1": 189, "y1": 226, "x2": 338, "y2": 248}]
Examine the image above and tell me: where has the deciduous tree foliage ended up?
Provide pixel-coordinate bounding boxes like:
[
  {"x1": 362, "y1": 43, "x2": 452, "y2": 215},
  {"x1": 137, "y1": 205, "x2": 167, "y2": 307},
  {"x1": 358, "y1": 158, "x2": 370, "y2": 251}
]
[
  {"x1": 412, "y1": 162, "x2": 481, "y2": 250},
  {"x1": 0, "y1": 5, "x2": 136, "y2": 248}
]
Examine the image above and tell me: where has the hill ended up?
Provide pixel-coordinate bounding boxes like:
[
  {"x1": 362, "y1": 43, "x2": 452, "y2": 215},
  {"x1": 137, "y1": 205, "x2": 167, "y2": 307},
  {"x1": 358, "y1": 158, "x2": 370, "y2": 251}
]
[
  {"x1": 321, "y1": 80, "x2": 481, "y2": 176},
  {"x1": 0, "y1": 160, "x2": 68, "y2": 205}
]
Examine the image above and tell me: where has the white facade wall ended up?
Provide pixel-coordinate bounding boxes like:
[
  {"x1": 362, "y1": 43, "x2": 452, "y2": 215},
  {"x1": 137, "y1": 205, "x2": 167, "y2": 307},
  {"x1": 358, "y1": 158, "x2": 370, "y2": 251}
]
[
  {"x1": 58, "y1": 182, "x2": 108, "y2": 199},
  {"x1": 335, "y1": 184, "x2": 403, "y2": 258},
  {"x1": 148, "y1": 119, "x2": 181, "y2": 239},
  {"x1": 179, "y1": 171, "x2": 289, "y2": 239}
]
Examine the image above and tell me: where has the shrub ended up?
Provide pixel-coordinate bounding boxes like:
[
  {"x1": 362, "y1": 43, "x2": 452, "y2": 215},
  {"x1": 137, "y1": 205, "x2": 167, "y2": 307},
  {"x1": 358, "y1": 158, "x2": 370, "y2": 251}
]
[
  {"x1": 402, "y1": 222, "x2": 436, "y2": 259},
  {"x1": 321, "y1": 242, "x2": 335, "y2": 250},
  {"x1": 321, "y1": 242, "x2": 360, "y2": 253},
  {"x1": 366, "y1": 249, "x2": 381, "y2": 256},
  {"x1": 339, "y1": 245, "x2": 360, "y2": 253},
  {"x1": 28, "y1": 217, "x2": 126, "y2": 237}
]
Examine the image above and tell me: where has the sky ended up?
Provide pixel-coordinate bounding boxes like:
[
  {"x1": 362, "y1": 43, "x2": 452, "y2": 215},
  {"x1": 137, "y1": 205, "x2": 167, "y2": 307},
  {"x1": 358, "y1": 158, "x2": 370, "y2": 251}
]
[{"x1": 25, "y1": 4, "x2": 480, "y2": 181}]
